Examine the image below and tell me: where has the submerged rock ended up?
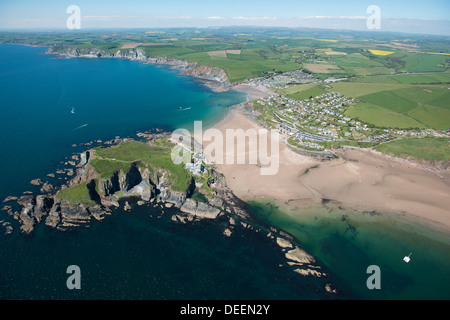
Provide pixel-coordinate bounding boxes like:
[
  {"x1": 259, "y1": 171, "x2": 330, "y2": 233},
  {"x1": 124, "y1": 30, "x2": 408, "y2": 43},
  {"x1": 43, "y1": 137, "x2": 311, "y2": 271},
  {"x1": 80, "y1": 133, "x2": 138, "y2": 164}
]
[
  {"x1": 325, "y1": 283, "x2": 337, "y2": 294},
  {"x1": 2, "y1": 196, "x2": 18, "y2": 203},
  {"x1": 1, "y1": 220, "x2": 13, "y2": 235},
  {"x1": 223, "y1": 228, "x2": 232, "y2": 237},
  {"x1": 293, "y1": 268, "x2": 325, "y2": 278},
  {"x1": 30, "y1": 179, "x2": 43, "y2": 186}
]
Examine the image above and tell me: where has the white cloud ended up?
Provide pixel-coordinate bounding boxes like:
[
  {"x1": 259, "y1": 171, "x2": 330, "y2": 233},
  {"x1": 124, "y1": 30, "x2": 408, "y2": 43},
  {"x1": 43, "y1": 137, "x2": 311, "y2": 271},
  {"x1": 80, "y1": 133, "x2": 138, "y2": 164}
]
[
  {"x1": 231, "y1": 16, "x2": 278, "y2": 20},
  {"x1": 82, "y1": 15, "x2": 120, "y2": 20},
  {"x1": 154, "y1": 15, "x2": 192, "y2": 20}
]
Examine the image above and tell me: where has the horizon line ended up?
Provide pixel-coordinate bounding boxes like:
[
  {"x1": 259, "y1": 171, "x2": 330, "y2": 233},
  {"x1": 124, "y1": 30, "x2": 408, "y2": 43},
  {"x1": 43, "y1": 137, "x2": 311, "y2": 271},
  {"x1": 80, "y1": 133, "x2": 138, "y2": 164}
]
[{"x1": 0, "y1": 25, "x2": 449, "y2": 38}]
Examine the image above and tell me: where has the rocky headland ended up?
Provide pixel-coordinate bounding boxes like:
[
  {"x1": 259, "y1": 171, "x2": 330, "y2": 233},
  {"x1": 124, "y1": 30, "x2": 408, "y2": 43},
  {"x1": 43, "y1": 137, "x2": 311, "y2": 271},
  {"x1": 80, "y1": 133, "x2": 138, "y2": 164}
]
[
  {"x1": 11, "y1": 134, "x2": 245, "y2": 234},
  {"x1": 0, "y1": 132, "x2": 339, "y2": 292}
]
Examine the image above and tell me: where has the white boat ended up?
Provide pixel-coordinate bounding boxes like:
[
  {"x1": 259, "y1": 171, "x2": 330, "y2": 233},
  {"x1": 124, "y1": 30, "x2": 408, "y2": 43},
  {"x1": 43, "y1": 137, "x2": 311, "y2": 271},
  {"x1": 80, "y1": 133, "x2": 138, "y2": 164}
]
[
  {"x1": 70, "y1": 107, "x2": 75, "y2": 114},
  {"x1": 403, "y1": 253, "x2": 412, "y2": 263}
]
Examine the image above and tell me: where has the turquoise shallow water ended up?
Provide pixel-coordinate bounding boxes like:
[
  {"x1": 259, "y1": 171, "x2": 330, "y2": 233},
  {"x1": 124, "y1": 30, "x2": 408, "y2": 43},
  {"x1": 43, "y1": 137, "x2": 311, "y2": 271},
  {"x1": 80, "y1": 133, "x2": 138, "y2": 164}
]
[{"x1": 248, "y1": 200, "x2": 450, "y2": 300}]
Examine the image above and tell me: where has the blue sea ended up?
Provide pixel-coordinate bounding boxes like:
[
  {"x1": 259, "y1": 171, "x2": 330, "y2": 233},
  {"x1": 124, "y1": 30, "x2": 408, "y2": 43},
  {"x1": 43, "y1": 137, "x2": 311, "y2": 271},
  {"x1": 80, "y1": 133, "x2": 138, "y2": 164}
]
[
  {"x1": 0, "y1": 44, "x2": 244, "y2": 200},
  {"x1": 0, "y1": 44, "x2": 449, "y2": 300}
]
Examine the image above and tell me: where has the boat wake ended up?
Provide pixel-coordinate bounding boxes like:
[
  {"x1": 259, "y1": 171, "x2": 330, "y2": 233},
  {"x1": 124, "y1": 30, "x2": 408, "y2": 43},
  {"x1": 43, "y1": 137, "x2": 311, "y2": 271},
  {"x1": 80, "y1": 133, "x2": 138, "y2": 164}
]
[
  {"x1": 73, "y1": 123, "x2": 88, "y2": 131},
  {"x1": 178, "y1": 107, "x2": 191, "y2": 111}
]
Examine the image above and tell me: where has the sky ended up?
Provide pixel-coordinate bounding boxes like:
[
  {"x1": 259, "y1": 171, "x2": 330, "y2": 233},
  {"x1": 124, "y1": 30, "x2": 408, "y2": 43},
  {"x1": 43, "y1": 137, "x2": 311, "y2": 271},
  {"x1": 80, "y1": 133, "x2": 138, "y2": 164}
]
[{"x1": 0, "y1": 0, "x2": 449, "y2": 35}]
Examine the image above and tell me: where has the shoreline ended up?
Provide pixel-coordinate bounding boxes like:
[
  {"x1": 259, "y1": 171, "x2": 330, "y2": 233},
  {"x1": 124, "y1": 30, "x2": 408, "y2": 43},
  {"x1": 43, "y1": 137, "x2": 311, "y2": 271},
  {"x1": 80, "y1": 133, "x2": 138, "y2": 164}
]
[
  {"x1": 205, "y1": 107, "x2": 450, "y2": 233},
  {"x1": 43, "y1": 45, "x2": 233, "y2": 93},
  {"x1": 6, "y1": 43, "x2": 450, "y2": 231}
]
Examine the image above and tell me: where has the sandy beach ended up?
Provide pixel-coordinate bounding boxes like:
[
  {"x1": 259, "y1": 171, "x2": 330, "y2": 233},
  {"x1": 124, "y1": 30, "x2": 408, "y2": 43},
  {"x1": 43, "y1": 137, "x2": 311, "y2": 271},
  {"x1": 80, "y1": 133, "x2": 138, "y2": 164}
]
[{"x1": 205, "y1": 108, "x2": 450, "y2": 231}]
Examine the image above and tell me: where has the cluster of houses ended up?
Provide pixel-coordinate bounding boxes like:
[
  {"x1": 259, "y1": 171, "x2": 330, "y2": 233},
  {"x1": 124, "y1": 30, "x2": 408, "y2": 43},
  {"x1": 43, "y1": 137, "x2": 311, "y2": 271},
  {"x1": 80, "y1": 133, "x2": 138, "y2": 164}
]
[
  {"x1": 257, "y1": 92, "x2": 355, "y2": 141},
  {"x1": 292, "y1": 138, "x2": 324, "y2": 150},
  {"x1": 185, "y1": 151, "x2": 207, "y2": 175},
  {"x1": 248, "y1": 70, "x2": 319, "y2": 88},
  {"x1": 255, "y1": 91, "x2": 448, "y2": 150}
]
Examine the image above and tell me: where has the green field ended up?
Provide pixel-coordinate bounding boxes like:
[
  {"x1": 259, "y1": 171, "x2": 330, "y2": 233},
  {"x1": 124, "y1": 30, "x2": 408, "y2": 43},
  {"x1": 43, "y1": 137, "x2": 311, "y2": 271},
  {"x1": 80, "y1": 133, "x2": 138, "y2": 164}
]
[
  {"x1": 93, "y1": 139, "x2": 191, "y2": 192},
  {"x1": 185, "y1": 55, "x2": 300, "y2": 82},
  {"x1": 330, "y1": 82, "x2": 410, "y2": 98},
  {"x1": 280, "y1": 83, "x2": 319, "y2": 95},
  {"x1": 406, "y1": 53, "x2": 448, "y2": 72},
  {"x1": 359, "y1": 90, "x2": 417, "y2": 114},
  {"x1": 375, "y1": 138, "x2": 450, "y2": 162},
  {"x1": 286, "y1": 85, "x2": 327, "y2": 100},
  {"x1": 139, "y1": 42, "x2": 302, "y2": 82},
  {"x1": 345, "y1": 103, "x2": 425, "y2": 129},
  {"x1": 90, "y1": 158, "x2": 132, "y2": 179},
  {"x1": 55, "y1": 182, "x2": 96, "y2": 205},
  {"x1": 387, "y1": 73, "x2": 450, "y2": 84},
  {"x1": 350, "y1": 85, "x2": 450, "y2": 129}
]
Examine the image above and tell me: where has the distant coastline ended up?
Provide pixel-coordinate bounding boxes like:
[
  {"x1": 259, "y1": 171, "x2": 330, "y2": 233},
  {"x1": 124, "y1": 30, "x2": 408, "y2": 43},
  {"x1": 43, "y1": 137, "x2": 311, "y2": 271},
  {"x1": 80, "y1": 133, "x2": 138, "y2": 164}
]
[{"x1": 44, "y1": 46, "x2": 233, "y2": 93}]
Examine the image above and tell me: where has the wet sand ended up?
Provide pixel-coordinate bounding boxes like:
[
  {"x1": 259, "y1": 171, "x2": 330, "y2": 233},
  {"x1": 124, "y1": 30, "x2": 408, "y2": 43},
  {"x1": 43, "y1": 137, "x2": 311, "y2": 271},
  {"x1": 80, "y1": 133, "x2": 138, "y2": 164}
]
[
  {"x1": 232, "y1": 83, "x2": 277, "y2": 100},
  {"x1": 207, "y1": 109, "x2": 450, "y2": 231}
]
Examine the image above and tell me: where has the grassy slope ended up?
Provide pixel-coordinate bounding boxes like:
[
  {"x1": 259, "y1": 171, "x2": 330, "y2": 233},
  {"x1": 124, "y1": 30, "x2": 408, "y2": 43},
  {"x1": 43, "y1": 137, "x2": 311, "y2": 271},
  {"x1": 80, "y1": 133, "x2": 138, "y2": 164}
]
[
  {"x1": 354, "y1": 85, "x2": 450, "y2": 129},
  {"x1": 93, "y1": 139, "x2": 191, "y2": 192},
  {"x1": 55, "y1": 182, "x2": 96, "y2": 205},
  {"x1": 375, "y1": 138, "x2": 450, "y2": 162},
  {"x1": 57, "y1": 139, "x2": 192, "y2": 204},
  {"x1": 345, "y1": 103, "x2": 425, "y2": 129}
]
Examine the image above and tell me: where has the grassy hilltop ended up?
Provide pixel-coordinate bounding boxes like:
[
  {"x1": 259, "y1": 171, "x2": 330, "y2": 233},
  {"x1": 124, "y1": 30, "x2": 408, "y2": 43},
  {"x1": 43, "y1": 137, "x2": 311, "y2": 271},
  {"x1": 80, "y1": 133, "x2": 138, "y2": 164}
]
[{"x1": 56, "y1": 139, "x2": 193, "y2": 205}]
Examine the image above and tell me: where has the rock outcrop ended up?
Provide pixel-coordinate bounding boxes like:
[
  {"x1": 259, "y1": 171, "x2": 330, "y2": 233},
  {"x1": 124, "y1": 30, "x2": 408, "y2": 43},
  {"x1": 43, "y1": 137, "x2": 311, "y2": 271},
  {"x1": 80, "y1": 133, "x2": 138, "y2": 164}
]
[{"x1": 180, "y1": 198, "x2": 220, "y2": 219}]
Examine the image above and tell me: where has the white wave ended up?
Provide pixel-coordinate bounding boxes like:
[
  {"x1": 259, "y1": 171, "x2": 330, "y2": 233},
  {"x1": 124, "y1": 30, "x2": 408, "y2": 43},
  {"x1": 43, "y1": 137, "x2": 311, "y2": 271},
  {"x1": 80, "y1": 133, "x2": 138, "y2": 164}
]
[{"x1": 73, "y1": 123, "x2": 88, "y2": 131}]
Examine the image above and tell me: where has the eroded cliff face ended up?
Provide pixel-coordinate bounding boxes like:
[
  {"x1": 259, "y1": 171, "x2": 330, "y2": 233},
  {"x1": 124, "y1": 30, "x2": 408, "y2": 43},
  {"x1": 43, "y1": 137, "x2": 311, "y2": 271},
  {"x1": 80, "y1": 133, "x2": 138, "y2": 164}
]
[
  {"x1": 45, "y1": 47, "x2": 231, "y2": 92},
  {"x1": 182, "y1": 64, "x2": 231, "y2": 92},
  {"x1": 47, "y1": 47, "x2": 147, "y2": 60}
]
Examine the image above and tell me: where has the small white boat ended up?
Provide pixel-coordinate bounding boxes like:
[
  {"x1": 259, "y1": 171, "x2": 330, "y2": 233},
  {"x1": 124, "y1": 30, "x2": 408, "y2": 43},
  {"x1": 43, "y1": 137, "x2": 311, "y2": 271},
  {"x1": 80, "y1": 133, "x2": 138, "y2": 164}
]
[
  {"x1": 70, "y1": 107, "x2": 75, "y2": 114},
  {"x1": 403, "y1": 252, "x2": 412, "y2": 263}
]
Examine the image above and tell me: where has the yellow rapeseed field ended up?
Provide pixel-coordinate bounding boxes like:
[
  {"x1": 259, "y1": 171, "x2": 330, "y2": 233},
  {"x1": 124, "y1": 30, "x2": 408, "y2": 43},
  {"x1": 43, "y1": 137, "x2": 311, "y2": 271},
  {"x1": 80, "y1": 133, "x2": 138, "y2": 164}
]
[{"x1": 369, "y1": 49, "x2": 395, "y2": 56}]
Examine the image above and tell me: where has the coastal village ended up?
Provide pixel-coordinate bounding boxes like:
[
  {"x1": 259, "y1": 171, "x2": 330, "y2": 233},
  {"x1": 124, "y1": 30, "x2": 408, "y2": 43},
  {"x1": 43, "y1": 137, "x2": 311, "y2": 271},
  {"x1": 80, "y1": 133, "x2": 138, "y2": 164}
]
[{"x1": 253, "y1": 90, "x2": 448, "y2": 151}]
